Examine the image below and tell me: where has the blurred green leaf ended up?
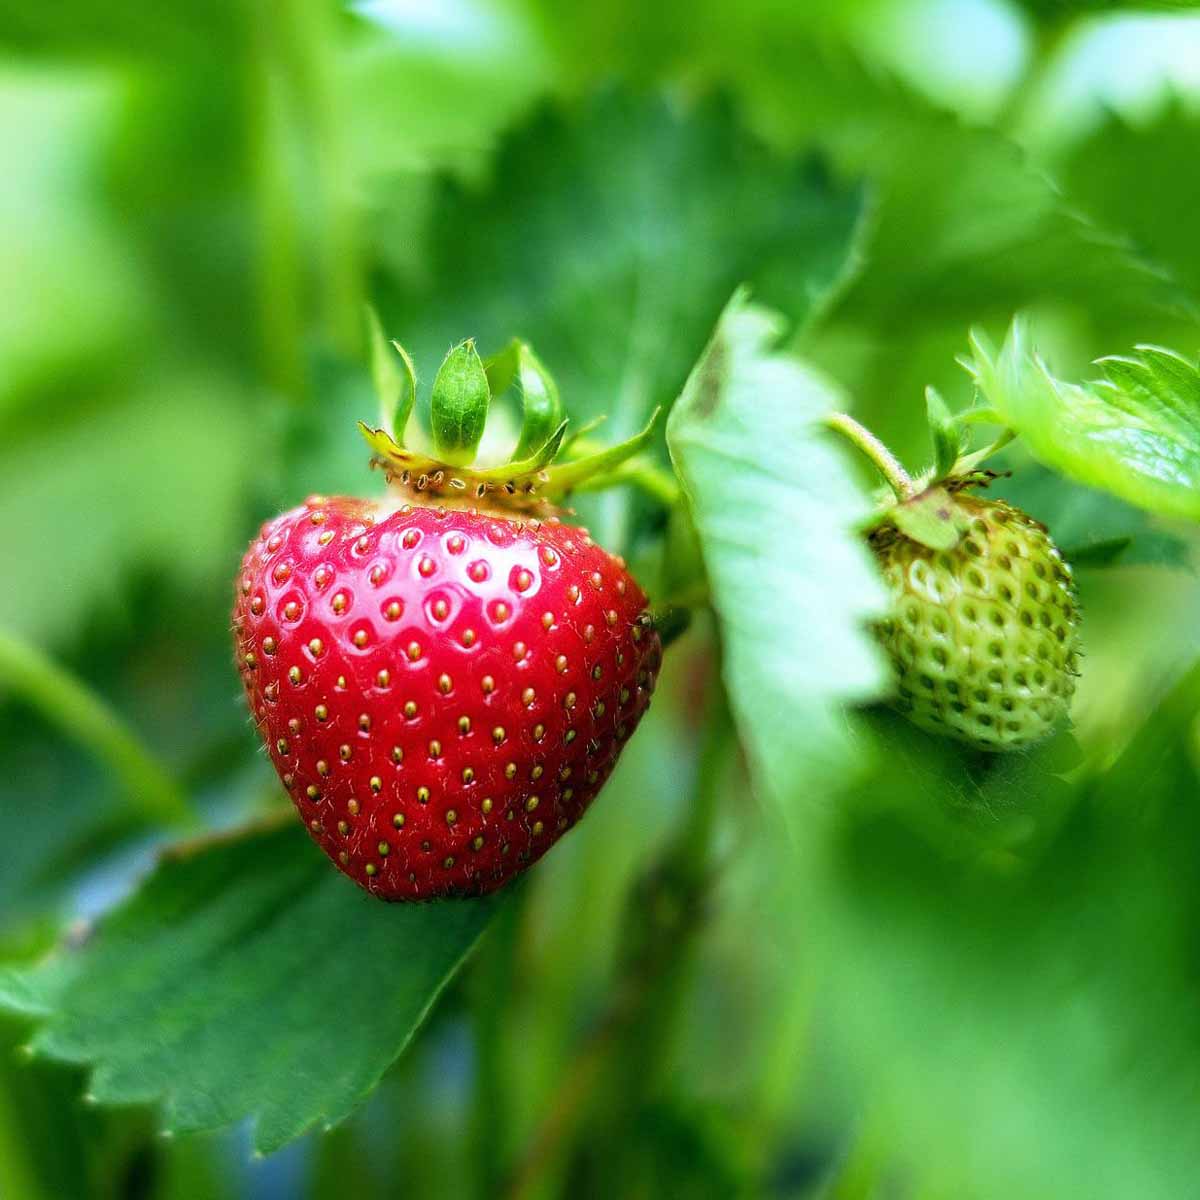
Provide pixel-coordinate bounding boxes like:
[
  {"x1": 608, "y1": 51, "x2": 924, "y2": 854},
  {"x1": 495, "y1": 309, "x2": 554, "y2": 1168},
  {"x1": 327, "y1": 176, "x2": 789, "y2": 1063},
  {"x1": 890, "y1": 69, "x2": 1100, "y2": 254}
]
[
  {"x1": 388, "y1": 90, "x2": 866, "y2": 442},
  {"x1": 0, "y1": 822, "x2": 500, "y2": 1154},
  {"x1": 0, "y1": 70, "x2": 147, "y2": 418},
  {"x1": 0, "y1": 1, "x2": 240, "y2": 58},
  {"x1": 1057, "y1": 99, "x2": 1200, "y2": 301},
  {"x1": 965, "y1": 321, "x2": 1200, "y2": 521},
  {"x1": 1011, "y1": 0, "x2": 1199, "y2": 16},
  {"x1": 667, "y1": 293, "x2": 888, "y2": 822},
  {"x1": 743, "y1": 51, "x2": 1194, "y2": 335},
  {"x1": 813, "y1": 661, "x2": 1200, "y2": 1200},
  {"x1": 0, "y1": 379, "x2": 255, "y2": 645}
]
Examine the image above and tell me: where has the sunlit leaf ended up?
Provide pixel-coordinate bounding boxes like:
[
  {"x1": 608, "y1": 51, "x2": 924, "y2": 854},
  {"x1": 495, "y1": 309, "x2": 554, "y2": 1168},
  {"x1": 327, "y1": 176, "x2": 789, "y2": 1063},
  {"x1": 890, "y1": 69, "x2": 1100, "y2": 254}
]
[
  {"x1": 965, "y1": 320, "x2": 1200, "y2": 522},
  {"x1": 667, "y1": 292, "x2": 889, "y2": 822}
]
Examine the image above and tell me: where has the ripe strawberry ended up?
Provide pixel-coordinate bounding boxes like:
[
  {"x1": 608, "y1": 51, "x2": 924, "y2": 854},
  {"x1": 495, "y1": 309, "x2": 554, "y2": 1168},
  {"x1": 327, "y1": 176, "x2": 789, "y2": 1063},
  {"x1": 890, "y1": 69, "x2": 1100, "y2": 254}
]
[
  {"x1": 234, "y1": 496, "x2": 662, "y2": 899},
  {"x1": 870, "y1": 492, "x2": 1080, "y2": 751}
]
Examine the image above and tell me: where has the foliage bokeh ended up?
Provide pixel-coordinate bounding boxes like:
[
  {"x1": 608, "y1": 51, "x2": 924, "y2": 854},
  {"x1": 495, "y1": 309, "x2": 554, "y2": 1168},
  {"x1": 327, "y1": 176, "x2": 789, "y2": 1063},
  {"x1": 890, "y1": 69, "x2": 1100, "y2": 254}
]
[{"x1": 2, "y1": 2, "x2": 1200, "y2": 1198}]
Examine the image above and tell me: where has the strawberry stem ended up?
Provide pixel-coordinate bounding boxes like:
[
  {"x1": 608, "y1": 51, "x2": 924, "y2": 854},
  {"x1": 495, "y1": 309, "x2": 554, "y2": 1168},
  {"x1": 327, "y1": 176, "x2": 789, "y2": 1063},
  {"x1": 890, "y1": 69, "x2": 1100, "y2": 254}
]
[{"x1": 825, "y1": 412, "x2": 916, "y2": 501}]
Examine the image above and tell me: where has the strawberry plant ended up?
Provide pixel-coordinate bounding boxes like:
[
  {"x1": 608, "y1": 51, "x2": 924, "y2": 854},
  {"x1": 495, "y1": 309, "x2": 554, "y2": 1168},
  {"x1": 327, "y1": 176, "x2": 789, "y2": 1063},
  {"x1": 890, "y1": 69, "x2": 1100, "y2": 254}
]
[{"x1": 3, "y1": 6, "x2": 1200, "y2": 1200}]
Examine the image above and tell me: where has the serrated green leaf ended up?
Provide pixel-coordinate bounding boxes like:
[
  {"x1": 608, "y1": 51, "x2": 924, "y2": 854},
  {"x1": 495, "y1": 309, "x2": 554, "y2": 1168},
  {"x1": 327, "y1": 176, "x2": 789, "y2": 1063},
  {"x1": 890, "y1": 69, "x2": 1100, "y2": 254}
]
[
  {"x1": 366, "y1": 307, "x2": 415, "y2": 444},
  {"x1": 667, "y1": 292, "x2": 889, "y2": 824},
  {"x1": 924, "y1": 386, "x2": 960, "y2": 479},
  {"x1": 964, "y1": 320, "x2": 1200, "y2": 522},
  {"x1": 0, "y1": 823, "x2": 500, "y2": 1153},
  {"x1": 389, "y1": 90, "x2": 866, "y2": 447}
]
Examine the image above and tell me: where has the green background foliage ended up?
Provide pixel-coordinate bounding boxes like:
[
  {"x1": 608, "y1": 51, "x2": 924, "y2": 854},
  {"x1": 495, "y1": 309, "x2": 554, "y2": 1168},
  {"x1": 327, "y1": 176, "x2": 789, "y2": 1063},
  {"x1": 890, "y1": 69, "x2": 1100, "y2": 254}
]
[{"x1": 2, "y1": 2, "x2": 1200, "y2": 1198}]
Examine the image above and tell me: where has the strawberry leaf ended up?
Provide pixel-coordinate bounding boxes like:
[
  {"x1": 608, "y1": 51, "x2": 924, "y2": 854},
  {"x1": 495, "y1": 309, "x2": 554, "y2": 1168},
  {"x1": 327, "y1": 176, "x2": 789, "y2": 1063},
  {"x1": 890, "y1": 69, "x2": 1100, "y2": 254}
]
[
  {"x1": 667, "y1": 291, "x2": 889, "y2": 824},
  {"x1": 387, "y1": 90, "x2": 865, "y2": 443},
  {"x1": 0, "y1": 822, "x2": 500, "y2": 1154},
  {"x1": 964, "y1": 320, "x2": 1200, "y2": 522}
]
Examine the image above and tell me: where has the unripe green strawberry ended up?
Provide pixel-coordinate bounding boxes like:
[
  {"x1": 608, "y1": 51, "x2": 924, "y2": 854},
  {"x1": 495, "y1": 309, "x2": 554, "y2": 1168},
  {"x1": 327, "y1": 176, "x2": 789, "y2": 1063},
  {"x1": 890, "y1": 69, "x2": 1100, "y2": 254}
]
[{"x1": 870, "y1": 493, "x2": 1080, "y2": 751}]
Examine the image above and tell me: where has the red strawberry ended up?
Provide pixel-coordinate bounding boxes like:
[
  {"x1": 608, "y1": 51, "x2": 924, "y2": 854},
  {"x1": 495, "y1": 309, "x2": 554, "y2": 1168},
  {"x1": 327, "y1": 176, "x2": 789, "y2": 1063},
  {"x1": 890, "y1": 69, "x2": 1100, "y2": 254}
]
[{"x1": 233, "y1": 495, "x2": 662, "y2": 899}]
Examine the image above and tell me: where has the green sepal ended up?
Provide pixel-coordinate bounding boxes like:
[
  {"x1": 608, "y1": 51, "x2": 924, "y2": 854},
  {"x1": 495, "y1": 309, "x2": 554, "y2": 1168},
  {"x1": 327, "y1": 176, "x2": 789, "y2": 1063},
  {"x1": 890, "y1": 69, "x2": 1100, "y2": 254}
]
[
  {"x1": 925, "y1": 386, "x2": 961, "y2": 480},
  {"x1": 366, "y1": 307, "x2": 416, "y2": 444},
  {"x1": 357, "y1": 419, "x2": 570, "y2": 511},
  {"x1": 482, "y1": 338, "x2": 520, "y2": 397},
  {"x1": 484, "y1": 338, "x2": 566, "y2": 461},
  {"x1": 475, "y1": 421, "x2": 569, "y2": 480},
  {"x1": 482, "y1": 343, "x2": 566, "y2": 463},
  {"x1": 542, "y1": 408, "x2": 662, "y2": 495},
  {"x1": 431, "y1": 340, "x2": 490, "y2": 467},
  {"x1": 888, "y1": 486, "x2": 968, "y2": 551},
  {"x1": 514, "y1": 344, "x2": 564, "y2": 459},
  {"x1": 650, "y1": 606, "x2": 692, "y2": 649}
]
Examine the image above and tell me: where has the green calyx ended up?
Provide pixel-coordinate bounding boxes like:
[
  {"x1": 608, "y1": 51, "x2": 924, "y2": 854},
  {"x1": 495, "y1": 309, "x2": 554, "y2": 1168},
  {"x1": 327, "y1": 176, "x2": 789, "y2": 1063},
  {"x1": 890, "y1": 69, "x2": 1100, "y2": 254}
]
[
  {"x1": 361, "y1": 313, "x2": 660, "y2": 511},
  {"x1": 826, "y1": 389, "x2": 1020, "y2": 553}
]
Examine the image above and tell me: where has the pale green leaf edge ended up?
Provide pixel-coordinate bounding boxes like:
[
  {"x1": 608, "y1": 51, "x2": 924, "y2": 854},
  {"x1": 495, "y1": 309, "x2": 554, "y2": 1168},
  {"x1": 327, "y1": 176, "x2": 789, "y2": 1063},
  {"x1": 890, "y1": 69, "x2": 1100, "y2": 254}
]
[
  {"x1": 667, "y1": 289, "x2": 890, "y2": 829},
  {"x1": 963, "y1": 319, "x2": 1200, "y2": 522}
]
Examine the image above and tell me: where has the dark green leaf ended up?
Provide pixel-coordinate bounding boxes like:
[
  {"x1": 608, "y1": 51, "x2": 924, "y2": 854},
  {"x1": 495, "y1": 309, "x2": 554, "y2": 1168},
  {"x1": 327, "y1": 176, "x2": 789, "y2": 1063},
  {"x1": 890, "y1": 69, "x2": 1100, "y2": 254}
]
[
  {"x1": 0, "y1": 823, "x2": 500, "y2": 1153},
  {"x1": 430, "y1": 340, "x2": 490, "y2": 466},
  {"x1": 388, "y1": 90, "x2": 866, "y2": 441},
  {"x1": 667, "y1": 293, "x2": 888, "y2": 823},
  {"x1": 965, "y1": 321, "x2": 1200, "y2": 521}
]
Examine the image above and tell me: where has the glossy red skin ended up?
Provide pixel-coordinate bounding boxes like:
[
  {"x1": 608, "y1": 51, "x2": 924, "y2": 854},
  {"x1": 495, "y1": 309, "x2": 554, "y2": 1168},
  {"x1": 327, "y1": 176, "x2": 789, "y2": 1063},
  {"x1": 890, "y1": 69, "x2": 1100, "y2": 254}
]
[{"x1": 233, "y1": 495, "x2": 661, "y2": 900}]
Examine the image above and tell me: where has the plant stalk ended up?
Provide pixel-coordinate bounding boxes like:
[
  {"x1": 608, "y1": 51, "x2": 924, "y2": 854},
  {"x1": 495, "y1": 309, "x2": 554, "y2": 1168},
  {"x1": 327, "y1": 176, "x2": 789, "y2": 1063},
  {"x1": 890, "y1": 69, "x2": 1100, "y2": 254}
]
[
  {"x1": 0, "y1": 629, "x2": 195, "y2": 831},
  {"x1": 470, "y1": 887, "x2": 527, "y2": 1200},
  {"x1": 825, "y1": 412, "x2": 916, "y2": 500},
  {"x1": 501, "y1": 688, "x2": 732, "y2": 1198}
]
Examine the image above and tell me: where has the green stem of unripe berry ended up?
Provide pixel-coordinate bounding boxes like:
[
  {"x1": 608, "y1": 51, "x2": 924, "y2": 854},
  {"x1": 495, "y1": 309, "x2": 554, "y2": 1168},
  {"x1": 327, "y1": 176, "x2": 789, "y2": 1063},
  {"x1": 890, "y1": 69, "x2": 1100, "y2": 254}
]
[{"x1": 825, "y1": 412, "x2": 916, "y2": 501}]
